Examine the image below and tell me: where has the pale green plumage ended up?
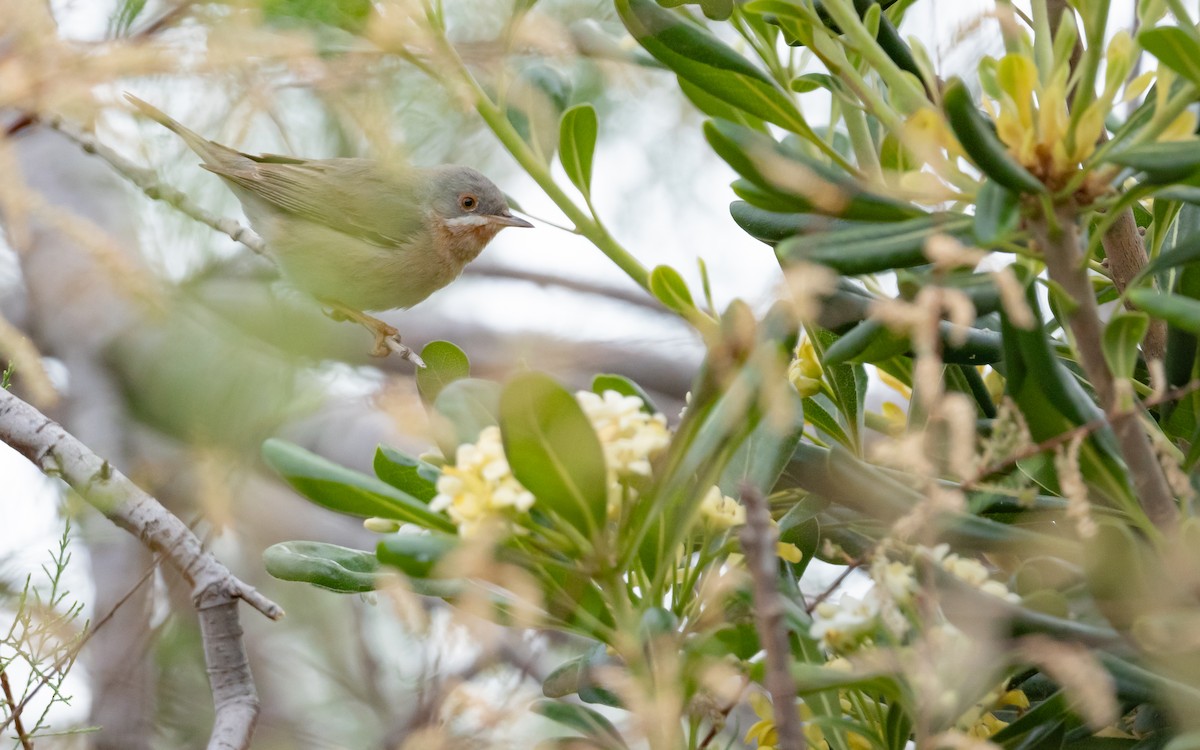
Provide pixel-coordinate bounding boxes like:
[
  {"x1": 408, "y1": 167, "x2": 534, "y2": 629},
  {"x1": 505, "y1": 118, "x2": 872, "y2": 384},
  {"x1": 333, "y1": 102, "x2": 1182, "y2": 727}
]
[{"x1": 126, "y1": 94, "x2": 529, "y2": 311}]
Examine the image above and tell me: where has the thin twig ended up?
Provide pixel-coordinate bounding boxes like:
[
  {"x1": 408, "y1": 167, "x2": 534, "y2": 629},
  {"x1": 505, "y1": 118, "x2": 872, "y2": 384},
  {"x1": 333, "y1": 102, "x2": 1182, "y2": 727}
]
[
  {"x1": 0, "y1": 669, "x2": 33, "y2": 750},
  {"x1": 804, "y1": 561, "x2": 863, "y2": 616},
  {"x1": 0, "y1": 389, "x2": 282, "y2": 750},
  {"x1": 739, "y1": 486, "x2": 805, "y2": 750},
  {"x1": 45, "y1": 115, "x2": 266, "y2": 254},
  {"x1": 962, "y1": 378, "x2": 1200, "y2": 492},
  {"x1": 383, "y1": 337, "x2": 427, "y2": 368},
  {"x1": 0, "y1": 529, "x2": 174, "y2": 736}
]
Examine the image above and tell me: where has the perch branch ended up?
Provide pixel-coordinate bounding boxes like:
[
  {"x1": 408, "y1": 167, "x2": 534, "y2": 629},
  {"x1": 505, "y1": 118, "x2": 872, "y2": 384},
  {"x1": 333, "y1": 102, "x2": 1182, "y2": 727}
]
[{"x1": 0, "y1": 388, "x2": 283, "y2": 750}]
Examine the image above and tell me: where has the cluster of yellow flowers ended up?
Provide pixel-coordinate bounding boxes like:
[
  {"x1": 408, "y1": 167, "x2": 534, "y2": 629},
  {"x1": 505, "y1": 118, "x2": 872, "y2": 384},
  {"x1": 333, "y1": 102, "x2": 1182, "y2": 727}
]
[
  {"x1": 810, "y1": 544, "x2": 1018, "y2": 653},
  {"x1": 430, "y1": 425, "x2": 534, "y2": 538},
  {"x1": 574, "y1": 390, "x2": 671, "y2": 478},
  {"x1": 430, "y1": 390, "x2": 673, "y2": 538},
  {"x1": 429, "y1": 389, "x2": 806, "y2": 569}
]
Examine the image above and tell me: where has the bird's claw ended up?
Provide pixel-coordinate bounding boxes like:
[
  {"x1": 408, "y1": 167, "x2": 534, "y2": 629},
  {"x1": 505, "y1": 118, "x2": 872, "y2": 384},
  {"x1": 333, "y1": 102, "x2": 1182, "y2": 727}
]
[{"x1": 320, "y1": 300, "x2": 425, "y2": 367}]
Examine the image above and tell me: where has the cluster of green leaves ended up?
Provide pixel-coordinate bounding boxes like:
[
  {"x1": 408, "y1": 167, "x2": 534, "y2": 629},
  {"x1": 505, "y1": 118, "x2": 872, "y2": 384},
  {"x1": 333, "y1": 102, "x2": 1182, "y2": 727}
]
[{"x1": 255, "y1": 0, "x2": 1200, "y2": 747}]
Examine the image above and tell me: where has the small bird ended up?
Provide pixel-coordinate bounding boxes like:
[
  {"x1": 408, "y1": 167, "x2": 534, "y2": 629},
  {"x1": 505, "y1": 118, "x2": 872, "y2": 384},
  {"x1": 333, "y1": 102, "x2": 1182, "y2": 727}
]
[{"x1": 125, "y1": 93, "x2": 532, "y2": 360}]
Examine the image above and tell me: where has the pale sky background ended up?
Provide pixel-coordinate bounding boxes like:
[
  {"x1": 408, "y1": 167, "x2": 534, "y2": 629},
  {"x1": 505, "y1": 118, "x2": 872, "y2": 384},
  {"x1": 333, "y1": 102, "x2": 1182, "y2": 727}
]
[{"x1": 0, "y1": 0, "x2": 1149, "y2": 732}]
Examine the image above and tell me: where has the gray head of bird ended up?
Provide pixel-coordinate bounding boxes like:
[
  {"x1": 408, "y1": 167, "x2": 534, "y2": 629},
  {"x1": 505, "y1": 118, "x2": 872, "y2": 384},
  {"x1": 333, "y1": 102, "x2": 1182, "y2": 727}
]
[{"x1": 425, "y1": 166, "x2": 533, "y2": 243}]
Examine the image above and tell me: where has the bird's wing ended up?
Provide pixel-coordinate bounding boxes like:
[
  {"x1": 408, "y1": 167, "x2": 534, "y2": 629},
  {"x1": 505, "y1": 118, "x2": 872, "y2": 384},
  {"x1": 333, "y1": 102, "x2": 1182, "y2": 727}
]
[{"x1": 205, "y1": 157, "x2": 427, "y2": 247}]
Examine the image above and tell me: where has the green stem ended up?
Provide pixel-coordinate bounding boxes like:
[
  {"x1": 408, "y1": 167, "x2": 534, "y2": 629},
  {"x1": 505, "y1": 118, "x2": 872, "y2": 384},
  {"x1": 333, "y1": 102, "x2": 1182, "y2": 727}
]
[
  {"x1": 819, "y1": 0, "x2": 928, "y2": 113},
  {"x1": 842, "y1": 102, "x2": 882, "y2": 181},
  {"x1": 1064, "y1": 0, "x2": 1109, "y2": 154},
  {"x1": 431, "y1": 25, "x2": 651, "y2": 291}
]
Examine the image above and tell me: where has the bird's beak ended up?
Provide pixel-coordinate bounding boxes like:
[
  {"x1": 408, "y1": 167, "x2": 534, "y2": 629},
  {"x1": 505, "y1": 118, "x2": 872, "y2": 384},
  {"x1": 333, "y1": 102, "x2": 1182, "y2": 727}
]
[{"x1": 489, "y1": 212, "x2": 534, "y2": 228}]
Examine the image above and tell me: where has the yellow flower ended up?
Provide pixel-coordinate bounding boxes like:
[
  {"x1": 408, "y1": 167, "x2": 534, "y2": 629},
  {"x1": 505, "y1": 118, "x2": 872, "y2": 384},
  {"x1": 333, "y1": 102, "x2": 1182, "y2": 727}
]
[
  {"x1": 576, "y1": 390, "x2": 671, "y2": 478},
  {"x1": 432, "y1": 390, "x2": 670, "y2": 536},
  {"x1": 430, "y1": 425, "x2": 535, "y2": 538},
  {"x1": 776, "y1": 542, "x2": 803, "y2": 564},
  {"x1": 788, "y1": 334, "x2": 823, "y2": 398},
  {"x1": 699, "y1": 486, "x2": 747, "y2": 530}
]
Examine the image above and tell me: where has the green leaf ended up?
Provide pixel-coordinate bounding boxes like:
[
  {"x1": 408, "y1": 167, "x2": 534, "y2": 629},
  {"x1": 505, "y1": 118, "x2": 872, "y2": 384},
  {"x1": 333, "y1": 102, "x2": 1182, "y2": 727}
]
[
  {"x1": 375, "y1": 533, "x2": 457, "y2": 578},
  {"x1": 532, "y1": 700, "x2": 628, "y2": 750},
  {"x1": 262, "y1": 439, "x2": 454, "y2": 532},
  {"x1": 543, "y1": 645, "x2": 623, "y2": 705},
  {"x1": 373, "y1": 445, "x2": 440, "y2": 502},
  {"x1": 884, "y1": 701, "x2": 913, "y2": 750},
  {"x1": 649, "y1": 265, "x2": 697, "y2": 314},
  {"x1": 1129, "y1": 288, "x2": 1200, "y2": 334},
  {"x1": 943, "y1": 77, "x2": 1046, "y2": 195},
  {"x1": 430, "y1": 378, "x2": 502, "y2": 458},
  {"x1": 592, "y1": 373, "x2": 660, "y2": 414},
  {"x1": 698, "y1": 0, "x2": 734, "y2": 21},
  {"x1": 1136, "y1": 230, "x2": 1200, "y2": 281},
  {"x1": 263, "y1": 541, "x2": 381, "y2": 593},
  {"x1": 974, "y1": 180, "x2": 1021, "y2": 244},
  {"x1": 500, "y1": 372, "x2": 609, "y2": 541},
  {"x1": 260, "y1": 0, "x2": 371, "y2": 31},
  {"x1": 1106, "y1": 141, "x2": 1200, "y2": 183},
  {"x1": 990, "y1": 692, "x2": 1069, "y2": 748},
  {"x1": 1102, "y1": 312, "x2": 1150, "y2": 381},
  {"x1": 416, "y1": 341, "x2": 470, "y2": 403},
  {"x1": 718, "y1": 385, "x2": 804, "y2": 496},
  {"x1": 109, "y1": 0, "x2": 148, "y2": 35},
  {"x1": 823, "y1": 320, "x2": 910, "y2": 366},
  {"x1": 706, "y1": 120, "x2": 922, "y2": 221},
  {"x1": 802, "y1": 396, "x2": 854, "y2": 449},
  {"x1": 678, "y1": 78, "x2": 764, "y2": 127},
  {"x1": 559, "y1": 104, "x2": 599, "y2": 195},
  {"x1": 1140, "y1": 26, "x2": 1200, "y2": 87},
  {"x1": 776, "y1": 215, "x2": 973, "y2": 275},
  {"x1": 616, "y1": 0, "x2": 846, "y2": 166},
  {"x1": 730, "y1": 202, "x2": 839, "y2": 244}
]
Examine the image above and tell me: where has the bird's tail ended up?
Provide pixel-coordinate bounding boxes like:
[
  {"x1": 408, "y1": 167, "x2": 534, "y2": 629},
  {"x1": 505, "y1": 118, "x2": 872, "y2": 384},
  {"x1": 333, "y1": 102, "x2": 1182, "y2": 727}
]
[{"x1": 124, "y1": 93, "x2": 244, "y2": 168}]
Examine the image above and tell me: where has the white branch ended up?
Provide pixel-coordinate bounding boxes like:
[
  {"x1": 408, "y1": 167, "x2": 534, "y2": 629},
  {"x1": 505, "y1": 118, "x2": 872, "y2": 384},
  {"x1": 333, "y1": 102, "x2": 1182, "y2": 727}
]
[{"x1": 0, "y1": 388, "x2": 283, "y2": 750}]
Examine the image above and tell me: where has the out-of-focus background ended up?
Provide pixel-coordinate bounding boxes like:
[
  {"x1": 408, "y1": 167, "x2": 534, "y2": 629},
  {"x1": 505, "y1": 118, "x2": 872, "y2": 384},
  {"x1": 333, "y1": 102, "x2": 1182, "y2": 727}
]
[{"x1": 0, "y1": 0, "x2": 1140, "y2": 747}]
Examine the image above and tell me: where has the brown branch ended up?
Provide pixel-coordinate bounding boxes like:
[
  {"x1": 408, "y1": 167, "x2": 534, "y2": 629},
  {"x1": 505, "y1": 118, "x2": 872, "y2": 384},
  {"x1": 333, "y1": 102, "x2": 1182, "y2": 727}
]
[
  {"x1": 739, "y1": 487, "x2": 805, "y2": 750},
  {"x1": 0, "y1": 388, "x2": 283, "y2": 750},
  {"x1": 1102, "y1": 204, "x2": 1166, "y2": 362},
  {"x1": 1025, "y1": 206, "x2": 1176, "y2": 530},
  {"x1": 0, "y1": 670, "x2": 33, "y2": 750},
  {"x1": 804, "y1": 560, "x2": 863, "y2": 615},
  {"x1": 1047, "y1": 0, "x2": 1163, "y2": 361}
]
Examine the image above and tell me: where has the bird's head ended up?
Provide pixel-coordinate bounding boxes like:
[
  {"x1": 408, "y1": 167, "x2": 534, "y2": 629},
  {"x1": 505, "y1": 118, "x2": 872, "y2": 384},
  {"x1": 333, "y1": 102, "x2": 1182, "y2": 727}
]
[{"x1": 426, "y1": 166, "x2": 532, "y2": 247}]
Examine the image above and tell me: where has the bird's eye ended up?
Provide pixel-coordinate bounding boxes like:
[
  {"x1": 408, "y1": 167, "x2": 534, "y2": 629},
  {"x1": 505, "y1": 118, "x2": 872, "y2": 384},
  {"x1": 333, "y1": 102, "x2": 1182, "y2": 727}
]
[{"x1": 460, "y1": 194, "x2": 478, "y2": 211}]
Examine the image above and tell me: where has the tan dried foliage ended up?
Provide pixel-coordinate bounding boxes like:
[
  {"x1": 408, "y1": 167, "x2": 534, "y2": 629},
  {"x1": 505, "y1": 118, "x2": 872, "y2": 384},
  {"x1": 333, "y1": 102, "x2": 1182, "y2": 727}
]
[
  {"x1": 1018, "y1": 634, "x2": 1118, "y2": 731},
  {"x1": 0, "y1": 312, "x2": 58, "y2": 407}
]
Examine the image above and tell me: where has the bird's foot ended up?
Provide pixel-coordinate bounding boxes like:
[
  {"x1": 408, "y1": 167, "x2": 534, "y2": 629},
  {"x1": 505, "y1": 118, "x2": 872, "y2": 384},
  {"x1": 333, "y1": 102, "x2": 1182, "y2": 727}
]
[{"x1": 320, "y1": 300, "x2": 426, "y2": 368}]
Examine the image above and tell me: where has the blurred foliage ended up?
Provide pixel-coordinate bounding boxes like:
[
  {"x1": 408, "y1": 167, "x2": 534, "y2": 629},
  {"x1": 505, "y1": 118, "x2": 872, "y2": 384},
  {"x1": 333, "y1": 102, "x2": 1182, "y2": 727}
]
[{"x1": 256, "y1": 1, "x2": 1200, "y2": 748}]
